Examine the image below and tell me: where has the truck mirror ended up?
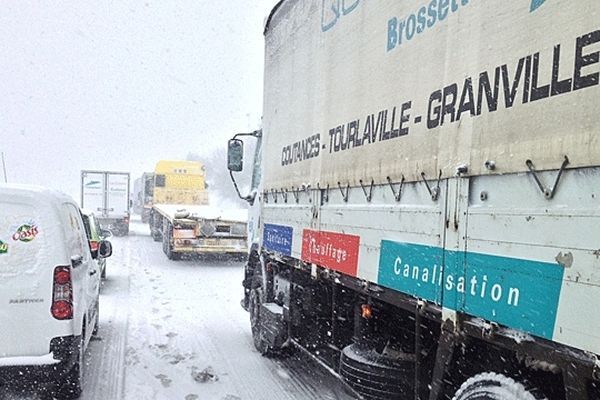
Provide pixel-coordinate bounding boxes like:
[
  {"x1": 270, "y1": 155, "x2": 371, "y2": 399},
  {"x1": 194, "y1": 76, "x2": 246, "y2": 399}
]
[{"x1": 227, "y1": 139, "x2": 244, "y2": 172}]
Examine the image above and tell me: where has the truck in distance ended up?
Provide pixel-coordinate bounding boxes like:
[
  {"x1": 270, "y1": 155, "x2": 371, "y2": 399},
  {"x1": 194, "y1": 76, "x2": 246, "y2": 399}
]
[
  {"x1": 227, "y1": 1, "x2": 600, "y2": 400},
  {"x1": 81, "y1": 170, "x2": 131, "y2": 236},
  {"x1": 132, "y1": 172, "x2": 155, "y2": 223},
  {"x1": 148, "y1": 160, "x2": 248, "y2": 260}
]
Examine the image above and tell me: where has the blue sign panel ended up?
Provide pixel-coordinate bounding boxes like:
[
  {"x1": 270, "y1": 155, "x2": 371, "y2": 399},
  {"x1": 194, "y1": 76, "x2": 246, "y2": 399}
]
[
  {"x1": 263, "y1": 224, "x2": 293, "y2": 256},
  {"x1": 378, "y1": 241, "x2": 564, "y2": 340}
]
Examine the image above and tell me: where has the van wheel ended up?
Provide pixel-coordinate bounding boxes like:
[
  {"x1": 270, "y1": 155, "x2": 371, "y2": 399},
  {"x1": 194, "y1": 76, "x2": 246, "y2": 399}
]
[
  {"x1": 55, "y1": 334, "x2": 84, "y2": 399},
  {"x1": 249, "y1": 288, "x2": 270, "y2": 355},
  {"x1": 92, "y1": 302, "x2": 100, "y2": 336},
  {"x1": 452, "y1": 372, "x2": 547, "y2": 400}
]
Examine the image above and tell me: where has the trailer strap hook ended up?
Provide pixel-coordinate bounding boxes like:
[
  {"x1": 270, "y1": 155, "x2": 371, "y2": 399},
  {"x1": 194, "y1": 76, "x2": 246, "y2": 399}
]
[
  {"x1": 271, "y1": 188, "x2": 279, "y2": 203},
  {"x1": 387, "y1": 175, "x2": 405, "y2": 202},
  {"x1": 317, "y1": 183, "x2": 329, "y2": 204},
  {"x1": 359, "y1": 179, "x2": 374, "y2": 202},
  {"x1": 420, "y1": 170, "x2": 442, "y2": 202},
  {"x1": 525, "y1": 155, "x2": 569, "y2": 199},
  {"x1": 291, "y1": 186, "x2": 300, "y2": 203},
  {"x1": 338, "y1": 182, "x2": 350, "y2": 202}
]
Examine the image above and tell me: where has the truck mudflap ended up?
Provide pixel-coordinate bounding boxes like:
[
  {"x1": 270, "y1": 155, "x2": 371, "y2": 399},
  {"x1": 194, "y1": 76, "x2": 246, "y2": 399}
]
[{"x1": 259, "y1": 303, "x2": 287, "y2": 350}]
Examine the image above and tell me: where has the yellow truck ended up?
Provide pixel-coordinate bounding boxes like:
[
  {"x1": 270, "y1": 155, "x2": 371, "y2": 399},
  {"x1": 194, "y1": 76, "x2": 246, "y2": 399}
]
[{"x1": 149, "y1": 160, "x2": 248, "y2": 260}]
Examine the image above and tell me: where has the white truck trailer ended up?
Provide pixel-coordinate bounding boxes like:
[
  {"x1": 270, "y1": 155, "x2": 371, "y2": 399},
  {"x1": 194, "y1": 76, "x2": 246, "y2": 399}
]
[
  {"x1": 81, "y1": 170, "x2": 131, "y2": 236},
  {"x1": 227, "y1": 1, "x2": 600, "y2": 399}
]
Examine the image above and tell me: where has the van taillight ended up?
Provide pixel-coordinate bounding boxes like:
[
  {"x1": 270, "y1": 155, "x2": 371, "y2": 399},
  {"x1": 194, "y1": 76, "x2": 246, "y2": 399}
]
[{"x1": 52, "y1": 266, "x2": 73, "y2": 320}]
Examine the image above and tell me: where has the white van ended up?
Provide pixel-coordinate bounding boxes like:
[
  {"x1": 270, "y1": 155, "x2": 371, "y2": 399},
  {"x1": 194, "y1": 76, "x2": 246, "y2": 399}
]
[{"x1": 0, "y1": 184, "x2": 111, "y2": 399}]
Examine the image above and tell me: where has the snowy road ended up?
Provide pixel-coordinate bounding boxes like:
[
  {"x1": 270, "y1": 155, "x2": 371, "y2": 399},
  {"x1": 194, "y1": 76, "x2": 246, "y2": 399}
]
[{"x1": 1, "y1": 219, "x2": 355, "y2": 400}]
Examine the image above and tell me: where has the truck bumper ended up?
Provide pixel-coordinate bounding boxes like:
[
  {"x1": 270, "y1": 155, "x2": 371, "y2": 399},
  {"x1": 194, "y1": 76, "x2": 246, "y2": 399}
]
[{"x1": 173, "y1": 238, "x2": 247, "y2": 255}]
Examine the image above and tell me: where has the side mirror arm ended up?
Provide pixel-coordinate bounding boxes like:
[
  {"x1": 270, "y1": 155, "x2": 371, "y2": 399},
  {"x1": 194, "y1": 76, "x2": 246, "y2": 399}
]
[
  {"x1": 229, "y1": 171, "x2": 256, "y2": 205},
  {"x1": 233, "y1": 129, "x2": 262, "y2": 141},
  {"x1": 228, "y1": 129, "x2": 261, "y2": 205}
]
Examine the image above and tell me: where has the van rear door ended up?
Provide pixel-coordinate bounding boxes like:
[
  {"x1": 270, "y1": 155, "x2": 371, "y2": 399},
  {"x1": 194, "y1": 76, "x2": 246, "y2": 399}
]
[
  {"x1": 106, "y1": 172, "x2": 129, "y2": 220},
  {"x1": 0, "y1": 197, "x2": 59, "y2": 358},
  {"x1": 81, "y1": 171, "x2": 106, "y2": 218}
]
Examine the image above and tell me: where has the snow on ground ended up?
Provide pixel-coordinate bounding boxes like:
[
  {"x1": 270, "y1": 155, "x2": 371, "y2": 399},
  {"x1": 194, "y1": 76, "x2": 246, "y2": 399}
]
[{"x1": 0, "y1": 217, "x2": 355, "y2": 400}]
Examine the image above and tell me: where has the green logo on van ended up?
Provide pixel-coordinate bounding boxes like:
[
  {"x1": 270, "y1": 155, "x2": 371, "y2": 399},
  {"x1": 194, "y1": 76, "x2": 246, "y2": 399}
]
[
  {"x1": 0, "y1": 240, "x2": 7, "y2": 254},
  {"x1": 12, "y1": 224, "x2": 39, "y2": 242}
]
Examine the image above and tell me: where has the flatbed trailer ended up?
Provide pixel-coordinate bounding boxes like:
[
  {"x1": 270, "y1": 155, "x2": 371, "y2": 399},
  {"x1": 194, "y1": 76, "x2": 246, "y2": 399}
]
[{"x1": 150, "y1": 203, "x2": 248, "y2": 260}]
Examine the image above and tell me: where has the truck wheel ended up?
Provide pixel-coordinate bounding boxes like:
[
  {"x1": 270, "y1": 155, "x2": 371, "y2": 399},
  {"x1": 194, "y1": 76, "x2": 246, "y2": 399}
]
[
  {"x1": 152, "y1": 230, "x2": 162, "y2": 242},
  {"x1": 452, "y1": 372, "x2": 547, "y2": 400},
  {"x1": 163, "y1": 224, "x2": 181, "y2": 260},
  {"x1": 55, "y1": 333, "x2": 85, "y2": 399},
  {"x1": 340, "y1": 342, "x2": 415, "y2": 400},
  {"x1": 249, "y1": 288, "x2": 270, "y2": 355}
]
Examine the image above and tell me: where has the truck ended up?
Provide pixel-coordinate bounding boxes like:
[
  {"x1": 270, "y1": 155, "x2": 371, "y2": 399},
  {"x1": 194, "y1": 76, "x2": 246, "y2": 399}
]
[
  {"x1": 81, "y1": 170, "x2": 131, "y2": 236},
  {"x1": 227, "y1": 2, "x2": 600, "y2": 399},
  {"x1": 149, "y1": 160, "x2": 248, "y2": 260},
  {"x1": 133, "y1": 172, "x2": 155, "y2": 223}
]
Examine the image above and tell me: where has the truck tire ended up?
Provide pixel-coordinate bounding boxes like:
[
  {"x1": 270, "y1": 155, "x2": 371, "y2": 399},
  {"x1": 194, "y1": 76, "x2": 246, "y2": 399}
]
[
  {"x1": 340, "y1": 342, "x2": 415, "y2": 400},
  {"x1": 452, "y1": 372, "x2": 547, "y2": 400},
  {"x1": 150, "y1": 214, "x2": 162, "y2": 241},
  {"x1": 163, "y1": 223, "x2": 181, "y2": 260},
  {"x1": 152, "y1": 230, "x2": 162, "y2": 242},
  {"x1": 249, "y1": 288, "x2": 271, "y2": 355}
]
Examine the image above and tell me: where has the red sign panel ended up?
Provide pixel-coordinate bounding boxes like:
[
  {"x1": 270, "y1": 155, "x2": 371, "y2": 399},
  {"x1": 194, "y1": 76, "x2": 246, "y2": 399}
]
[{"x1": 301, "y1": 229, "x2": 360, "y2": 277}]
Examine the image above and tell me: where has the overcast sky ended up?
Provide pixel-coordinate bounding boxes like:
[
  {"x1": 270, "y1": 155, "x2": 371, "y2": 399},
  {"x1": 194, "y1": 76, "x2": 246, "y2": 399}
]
[{"x1": 0, "y1": 1, "x2": 279, "y2": 199}]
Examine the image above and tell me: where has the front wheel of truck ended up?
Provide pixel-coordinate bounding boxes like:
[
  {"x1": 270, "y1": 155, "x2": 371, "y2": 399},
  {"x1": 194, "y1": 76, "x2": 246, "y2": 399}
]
[{"x1": 249, "y1": 287, "x2": 271, "y2": 355}]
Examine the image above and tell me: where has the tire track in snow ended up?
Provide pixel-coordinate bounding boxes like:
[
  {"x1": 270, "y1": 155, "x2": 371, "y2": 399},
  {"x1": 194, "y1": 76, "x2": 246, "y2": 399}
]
[{"x1": 81, "y1": 232, "x2": 132, "y2": 400}]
